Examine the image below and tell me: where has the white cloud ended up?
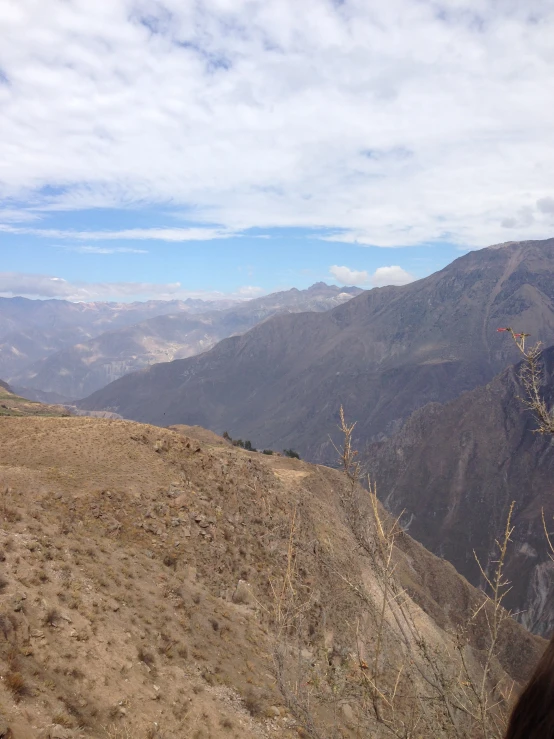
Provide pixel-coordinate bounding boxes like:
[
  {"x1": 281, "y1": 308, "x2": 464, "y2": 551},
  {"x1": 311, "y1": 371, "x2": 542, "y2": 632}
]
[
  {"x1": 330, "y1": 264, "x2": 415, "y2": 287},
  {"x1": 0, "y1": 1, "x2": 553, "y2": 246},
  {"x1": 0, "y1": 272, "x2": 181, "y2": 301},
  {"x1": 235, "y1": 285, "x2": 265, "y2": 297},
  {"x1": 59, "y1": 246, "x2": 148, "y2": 254},
  {"x1": 0, "y1": 272, "x2": 263, "y2": 302},
  {"x1": 0, "y1": 225, "x2": 234, "y2": 242},
  {"x1": 330, "y1": 265, "x2": 369, "y2": 285},
  {"x1": 0, "y1": 208, "x2": 41, "y2": 223},
  {"x1": 370, "y1": 266, "x2": 415, "y2": 287}
]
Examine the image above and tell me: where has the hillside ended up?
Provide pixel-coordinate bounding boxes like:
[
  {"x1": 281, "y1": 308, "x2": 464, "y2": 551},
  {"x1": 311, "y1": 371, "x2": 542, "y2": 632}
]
[
  {"x1": 0, "y1": 296, "x2": 237, "y2": 382},
  {"x1": 368, "y1": 344, "x2": 554, "y2": 636},
  {"x1": 0, "y1": 416, "x2": 543, "y2": 738},
  {"x1": 0, "y1": 382, "x2": 70, "y2": 418},
  {"x1": 80, "y1": 238, "x2": 554, "y2": 461},
  {"x1": 10, "y1": 284, "x2": 360, "y2": 399}
]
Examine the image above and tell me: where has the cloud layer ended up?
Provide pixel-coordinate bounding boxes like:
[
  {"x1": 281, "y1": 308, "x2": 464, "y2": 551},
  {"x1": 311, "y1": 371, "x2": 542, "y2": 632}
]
[
  {"x1": 0, "y1": 225, "x2": 234, "y2": 242},
  {"x1": 1, "y1": 1, "x2": 554, "y2": 246},
  {"x1": 0, "y1": 272, "x2": 262, "y2": 302},
  {"x1": 330, "y1": 264, "x2": 415, "y2": 287},
  {"x1": 59, "y1": 246, "x2": 148, "y2": 254}
]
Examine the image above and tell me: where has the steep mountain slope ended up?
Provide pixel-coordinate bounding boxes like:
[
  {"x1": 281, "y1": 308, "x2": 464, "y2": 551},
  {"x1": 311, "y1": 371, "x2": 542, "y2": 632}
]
[
  {"x1": 368, "y1": 344, "x2": 554, "y2": 636},
  {"x1": 0, "y1": 416, "x2": 543, "y2": 738},
  {"x1": 0, "y1": 296, "x2": 237, "y2": 381},
  {"x1": 14, "y1": 284, "x2": 360, "y2": 399},
  {"x1": 80, "y1": 238, "x2": 554, "y2": 461}
]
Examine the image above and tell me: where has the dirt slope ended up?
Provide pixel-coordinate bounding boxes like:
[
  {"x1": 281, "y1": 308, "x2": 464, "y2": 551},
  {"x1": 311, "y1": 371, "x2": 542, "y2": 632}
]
[{"x1": 0, "y1": 417, "x2": 544, "y2": 738}]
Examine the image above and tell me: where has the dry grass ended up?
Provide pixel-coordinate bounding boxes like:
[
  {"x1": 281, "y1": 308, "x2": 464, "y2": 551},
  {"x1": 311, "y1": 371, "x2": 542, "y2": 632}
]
[{"x1": 268, "y1": 407, "x2": 532, "y2": 739}]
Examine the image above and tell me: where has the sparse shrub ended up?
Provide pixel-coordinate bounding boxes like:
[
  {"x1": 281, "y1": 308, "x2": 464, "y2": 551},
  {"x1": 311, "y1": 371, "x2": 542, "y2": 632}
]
[
  {"x1": 0, "y1": 504, "x2": 21, "y2": 523},
  {"x1": 158, "y1": 633, "x2": 176, "y2": 658},
  {"x1": 283, "y1": 448, "x2": 300, "y2": 459},
  {"x1": 52, "y1": 712, "x2": 74, "y2": 728},
  {"x1": 162, "y1": 553, "x2": 177, "y2": 569},
  {"x1": 177, "y1": 643, "x2": 189, "y2": 659},
  {"x1": 262, "y1": 449, "x2": 274, "y2": 455},
  {"x1": 6, "y1": 647, "x2": 20, "y2": 671},
  {"x1": 44, "y1": 607, "x2": 60, "y2": 627},
  {"x1": 137, "y1": 647, "x2": 155, "y2": 667},
  {"x1": 243, "y1": 687, "x2": 264, "y2": 716},
  {"x1": 220, "y1": 717, "x2": 233, "y2": 730},
  {"x1": 61, "y1": 695, "x2": 87, "y2": 723},
  {"x1": 0, "y1": 576, "x2": 8, "y2": 592},
  {"x1": 5, "y1": 670, "x2": 27, "y2": 700},
  {"x1": 0, "y1": 614, "x2": 11, "y2": 639}
]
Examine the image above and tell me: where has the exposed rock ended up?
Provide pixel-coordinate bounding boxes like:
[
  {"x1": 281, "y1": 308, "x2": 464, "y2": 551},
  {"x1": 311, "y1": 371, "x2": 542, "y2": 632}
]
[
  {"x1": 39, "y1": 726, "x2": 76, "y2": 739},
  {"x1": 232, "y1": 580, "x2": 254, "y2": 605},
  {"x1": 341, "y1": 703, "x2": 356, "y2": 727},
  {"x1": 171, "y1": 494, "x2": 188, "y2": 509}
]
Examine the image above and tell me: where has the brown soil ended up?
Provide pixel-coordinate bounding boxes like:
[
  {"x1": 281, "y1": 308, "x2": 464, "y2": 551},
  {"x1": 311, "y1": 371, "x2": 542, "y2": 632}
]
[{"x1": 0, "y1": 417, "x2": 544, "y2": 738}]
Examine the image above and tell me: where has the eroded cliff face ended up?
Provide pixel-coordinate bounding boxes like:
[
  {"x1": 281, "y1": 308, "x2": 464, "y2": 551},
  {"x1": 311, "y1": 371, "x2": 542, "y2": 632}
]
[
  {"x1": 370, "y1": 346, "x2": 554, "y2": 636},
  {"x1": 521, "y1": 559, "x2": 554, "y2": 634}
]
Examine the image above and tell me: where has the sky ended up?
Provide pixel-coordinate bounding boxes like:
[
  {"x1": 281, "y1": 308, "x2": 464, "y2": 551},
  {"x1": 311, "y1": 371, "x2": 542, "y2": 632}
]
[{"x1": 0, "y1": 0, "x2": 553, "y2": 302}]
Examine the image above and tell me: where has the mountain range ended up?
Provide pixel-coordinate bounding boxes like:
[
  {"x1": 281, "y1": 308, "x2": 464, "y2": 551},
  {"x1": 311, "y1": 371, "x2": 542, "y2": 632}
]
[
  {"x1": 0, "y1": 295, "x2": 233, "y2": 383},
  {"x1": 79, "y1": 238, "x2": 554, "y2": 462},
  {"x1": 4, "y1": 284, "x2": 360, "y2": 399}
]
